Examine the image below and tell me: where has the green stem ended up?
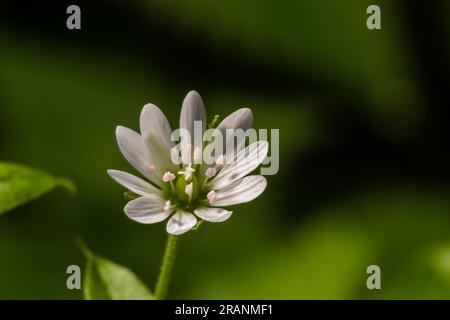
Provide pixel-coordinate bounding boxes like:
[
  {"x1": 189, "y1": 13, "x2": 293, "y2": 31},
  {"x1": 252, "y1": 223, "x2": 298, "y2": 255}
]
[{"x1": 154, "y1": 234, "x2": 178, "y2": 300}]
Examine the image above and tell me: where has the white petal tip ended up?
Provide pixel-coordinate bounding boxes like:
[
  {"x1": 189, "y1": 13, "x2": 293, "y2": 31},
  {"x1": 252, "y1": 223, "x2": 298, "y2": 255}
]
[
  {"x1": 124, "y1": 196, "x2": 170, "y2": 224},
  {"x1": 142, "y1": 103, "x2": 158, "y2": 111},
  {"x1": 194, "y1": 207, "x2": 233, "y2": 223},
  {"x1": 115, "y1": 125, "x2": 125, "y2": 135},
  {"x1": 186, "y1": 90, "x2": 200, "y2": 98},
  {"x1": 166, "y1": 212, "x2": 197, "y2": 235}
]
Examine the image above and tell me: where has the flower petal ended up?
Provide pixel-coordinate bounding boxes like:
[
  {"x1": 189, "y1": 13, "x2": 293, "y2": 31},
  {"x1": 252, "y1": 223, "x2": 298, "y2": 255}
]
[
  {"x1": 140, "y1": 103, "x2": 174, "y2": 152},
  {"x1": 180, "y1": 90, "x2": 206, "y2": 148},
  {"x1": 124, "y1": 196, "x2": 170, "y2": 224},
  {"x1": 202, "y1": 108, "x2": 253, "y2": 172},
  {"x1": 107, "y1": 169, "x2": 160, "y2": 196},
  {"x1": 217, "y1": 108, "x2": 253, "y2": 152},
  {"x1": 194, "y1": 207, "x2": 233, "y2": 222},
  {"x1": 212, "y1": 175, "x2": 267, "y2": 206},
  {"x1": 218, "y1": 108, "x2": 253, "y2": 132},
  {"x1": 166, "y1": 211, "x2": 197, "y2": 235},
  {"x1": 115, "y1": 126, "x2": 164, "y2": 186},
  {"x1": 210, "y1": 141, "x2": 268, "y2": 190}
]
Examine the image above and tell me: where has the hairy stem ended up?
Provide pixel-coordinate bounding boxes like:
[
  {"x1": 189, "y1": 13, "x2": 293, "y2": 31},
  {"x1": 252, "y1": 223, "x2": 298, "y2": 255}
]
[{"x1": 154, "y1": 234, "x2": 178, "y2": 299}]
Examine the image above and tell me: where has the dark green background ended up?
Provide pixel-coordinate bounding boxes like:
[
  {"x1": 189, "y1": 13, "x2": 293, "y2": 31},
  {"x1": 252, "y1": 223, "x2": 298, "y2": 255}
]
[{"x1": 0, "y1": 0, "x2": 449, "y2": 299}]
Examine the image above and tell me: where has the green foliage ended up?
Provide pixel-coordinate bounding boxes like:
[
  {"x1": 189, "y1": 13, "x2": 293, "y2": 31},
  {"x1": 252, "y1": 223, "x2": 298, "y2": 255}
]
[
  {"x1": 79, "y1": 240, "x2": 154, "y2": 300},
  {"x1": 184, "y1": 189, "x2": 450, "y2": 299},
  {"x1": 0, "y1": 1, "x2": 447, "y2": 300},
  {"x1": 146, "y1": 0, "x2": 421, "y2": 138},
  {"x1": 188, "y1": 216, "x2": 374, "y2": 299},
  {"x1": 0, "y1": 162, "x2": 75, "y2": 215}
]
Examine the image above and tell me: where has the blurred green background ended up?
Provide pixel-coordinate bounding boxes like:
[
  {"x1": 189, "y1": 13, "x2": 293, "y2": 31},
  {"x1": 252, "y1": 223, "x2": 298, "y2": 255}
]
[{"x1": 0, "y1": 0, "x2": 449, "y2": 299}]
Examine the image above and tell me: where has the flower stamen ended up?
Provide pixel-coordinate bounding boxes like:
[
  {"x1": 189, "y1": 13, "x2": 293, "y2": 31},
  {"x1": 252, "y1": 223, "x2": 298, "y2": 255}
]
[
  {"x1": 178, "y1": 163, "x2": 196, "y2": 180},
  {"x1": 207, "y1": 190, "x2": 217, "y2": 204},
  {"x1": 163, "y1": 171, "x2": 176, "y2": 182},
  {"x1": 163, "y1": 200, "x2": 172, "y2": 212},
  {"x1": 185, "y1": 182, "x2": 193, "y2": 202},
  {"x1": 147, "y1": 164, "x2": 158, "y2": 174},
  {"x1": 205, "y1": 167, "x2": 217, "y2": 178}
]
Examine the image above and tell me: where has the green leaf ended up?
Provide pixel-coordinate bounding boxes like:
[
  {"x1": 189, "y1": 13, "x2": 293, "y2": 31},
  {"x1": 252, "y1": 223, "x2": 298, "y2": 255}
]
[
  {"x1": 78, "y1": 239, "x2": 154, "y2": 300},
  {"x1": 0, "y1": 161, "x2": 76, "y2": 215}
]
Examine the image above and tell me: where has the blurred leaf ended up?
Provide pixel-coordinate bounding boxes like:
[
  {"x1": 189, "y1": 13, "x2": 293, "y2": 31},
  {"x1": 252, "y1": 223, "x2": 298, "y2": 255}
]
[
  {"x1": 185, "y1": 188, "x2": 450, "y2": 299},
  {"x1": 0, "y1": 162, "x2": 76, "y2": 215},
  {"x1": 429, "y1": 245, "x2": 450, "y2": 286},
  {"x1": 188, "y1": 216, "x2": 374, "y2": 299},
  {"x1": 79, "y1": 240, "x2": 153, "y2": 300}
]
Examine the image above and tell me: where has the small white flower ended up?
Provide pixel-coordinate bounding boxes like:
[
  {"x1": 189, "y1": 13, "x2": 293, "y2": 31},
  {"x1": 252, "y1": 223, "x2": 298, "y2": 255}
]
[{"x1": 108, "y1": 90, "x2": 267, "y2": 235}]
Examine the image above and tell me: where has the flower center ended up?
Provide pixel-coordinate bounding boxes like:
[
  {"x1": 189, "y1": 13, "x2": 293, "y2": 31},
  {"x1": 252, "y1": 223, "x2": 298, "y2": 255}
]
[{"x1": 162, "y1": 163, "x2": 206, "y2": 211}]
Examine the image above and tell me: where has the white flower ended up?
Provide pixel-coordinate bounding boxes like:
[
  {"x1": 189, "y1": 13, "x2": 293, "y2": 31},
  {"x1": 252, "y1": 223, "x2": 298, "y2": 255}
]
[{"x1": 108, "y1": 90, "x2": 268, "y2": 235}]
